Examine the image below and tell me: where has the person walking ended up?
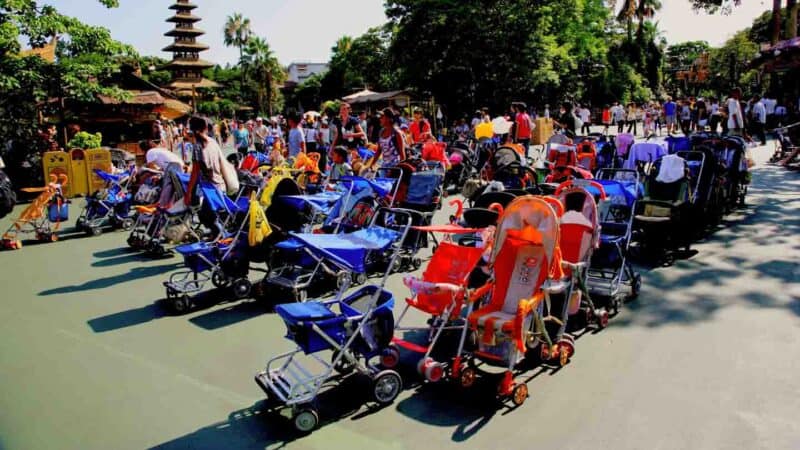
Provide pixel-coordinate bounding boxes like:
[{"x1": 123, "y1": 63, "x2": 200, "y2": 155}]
[
  {"x1": 579, "y1": 104, "x2": 592, "y2": 135},
  {"x1": 253, "y1": 118, "x2": 269, "y2": 153},
  {"x1": 663, "y1": 97, "x2": 677, "y2": 135},
  {"x1": 750, "y1": 94, "x2": 767, "y2": 145},
  {"x1": 233, "y1": 121, "x2": 250, "y2": 156},
  {"x1": 626, "y1": 103, "x2": 638, "y2": 135},
  {"x1": 513, "y1": 103, "x2": 532, "y2": 156},
  {"x1": 726, "y1": 88, "x2": 745, "y2": 136},
  {"x1": 601, "y1": 104, "x2": 612, "y2": 135}
]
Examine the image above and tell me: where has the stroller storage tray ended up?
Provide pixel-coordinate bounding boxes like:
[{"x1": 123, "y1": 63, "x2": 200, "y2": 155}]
[{"x1": 277, "y1": 301, "x2": 337, "y2": 322}]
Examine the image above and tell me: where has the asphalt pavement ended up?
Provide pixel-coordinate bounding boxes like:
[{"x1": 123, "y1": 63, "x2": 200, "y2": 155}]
[{"x1": 0, "y1": 142, "x2": 798, "y2": 450}]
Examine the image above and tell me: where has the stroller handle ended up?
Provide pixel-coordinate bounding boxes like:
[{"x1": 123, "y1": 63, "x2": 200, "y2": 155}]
[{"x1": 555, "y1": 179, "x2": 606, "y2": 200}]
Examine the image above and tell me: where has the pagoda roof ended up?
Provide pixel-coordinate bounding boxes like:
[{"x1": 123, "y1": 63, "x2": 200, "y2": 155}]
[
  {"x1": 162, "y1": 42, "x2": 210, "y2": 52},
  {"x1": 165, "y1": 28, "x2": 205, "y2": 37},
  {"x1": 166, "y1": 78, "x2": 220, "y2": 90},
  {"x1": 166, "y1": 14, "x2": 202, "y2": 23},
  {"x1": 169, "y1": 2, "x2": 197, "y2": 10},
  {"x1": 162, "y1": 58, "x2": 215, "y2": 70}
]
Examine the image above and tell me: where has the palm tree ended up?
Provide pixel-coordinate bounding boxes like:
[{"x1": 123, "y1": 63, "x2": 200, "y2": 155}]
[
  {"x1": 788, "y1": 0, "x2": 799, "y2": 39},
  {"x1": 223, "y1": 13, "x2": 252, "y2": 85},
  {"x1": 772, "y1": 0, "x2": 782, "y2": 44},
  {"x1": 636, "y1": 0, "x2": 662, "y2": 43},
  {"x1": 617, "y1": 0, "x2": 637, "y2": 40},
  {"x1": 242, "y1": 36, "x2": 285, "y2": 116}
]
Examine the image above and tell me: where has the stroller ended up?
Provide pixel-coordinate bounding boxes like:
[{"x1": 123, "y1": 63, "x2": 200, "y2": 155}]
[
  {"x1": 445, "y1": 141, "x2": 475, "y2": 192},
  {"x1": 395, "y1": 165, "x2": 446, "y2": 268},
  {"x1": 391, "y1": 233, "x2": 486, "y2": 383},
  {"x1": 554, "y1": 179, "x2": 610, "y2": 329},
  {"x1": 254, "y1": 209, "x2": 412, "y2": 433},
  {"x1": 1, "y1": 174, "x2": 69, "y2": 250},
  {"x1": 484, "y1": 146, "x2": 536, "y2": 190},
  {"x1": 587, "y1": 170, "x2": 642, "y2": 307},
  {"x1": 462, "y1": 196, "x2": 565, "y2": 406},
  {"x1": 76, "y1": 168, "x2": 134, "y2": 236},
  {"x1": 163, "y1": 191, "x2": 271, "y2": 313},
  {"x1": 575, "y1": 140, "x2": 598, "y2": 172},
  {"x1": 126, "y1": 168, "x2": 198, "y2": 256},
  {"x1": 634, "y1": 154, "x2": 692, "y2": 263}
]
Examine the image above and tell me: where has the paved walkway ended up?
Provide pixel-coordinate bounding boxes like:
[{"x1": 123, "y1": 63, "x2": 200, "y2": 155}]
[{"x1": 0, "y1": 143, "x2": 797, "y2": 449}]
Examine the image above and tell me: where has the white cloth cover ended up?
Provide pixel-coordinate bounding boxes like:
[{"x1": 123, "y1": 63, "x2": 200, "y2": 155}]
[{"x1": 656, "y1": 154, "x2": 685, "y2": 184}]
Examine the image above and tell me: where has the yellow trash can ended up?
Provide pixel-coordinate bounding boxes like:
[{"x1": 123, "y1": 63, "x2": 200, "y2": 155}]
[
  {"x1": 68, "y1": 149, "x2": 89, "y2": 197},
  {"x1": 42, "y1": 151, "x2": 73, "y2": 197},
  {"x1": 85, "y1": 148, "x2": 113, "y2": 194}
]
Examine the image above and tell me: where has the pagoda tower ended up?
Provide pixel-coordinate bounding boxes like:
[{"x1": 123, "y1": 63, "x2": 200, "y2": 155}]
[{"x1": 163, "y1": 0, "x2": 217, "y2": 98}]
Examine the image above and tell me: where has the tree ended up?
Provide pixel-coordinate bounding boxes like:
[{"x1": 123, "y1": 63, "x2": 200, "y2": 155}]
[
  {"x1": 708, "y1": 30, "x2": 759, "y2": 93},
  {"x1": 0, "y1": 0, "x2": 134, "y2": 187},
  {"x1": 223, "y1": 13, "x2": 252, "y2": 85},
  {"x1": 241, "y1": 36, "x2": 284, "y2": 116}
]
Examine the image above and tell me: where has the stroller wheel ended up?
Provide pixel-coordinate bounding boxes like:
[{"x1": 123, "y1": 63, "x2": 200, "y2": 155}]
[
  {"x1": 371, "y1": 370, "x2": 402, "y2": 404},
  {"x1": 511, "y1": 383, "x2": 528, "y2": 406},
  {"x1": 558, "y1": 339, "x2": 575, "y2": 367},
  {"x1": 171, "y1": 295, "x2": 191, "y2": 314},
  {"x1": 126, "y1": 236, "x2": 137, "y2": 249},
  {"x1": 353, "y1": 273, "x2": 368, "y2": 286},
  {"x1": 629, "y1": 274, "x2": 642, "y2": 300},
  {"x1": 121, "y1": 218, "x2": 134, "y2": 231},
  {"x1": 336, "y1": 271, "x2": 351, "y2": 289},
  {"x1": 411, "y1": 257, "x2": 422, "y2": 270},
  {"x1": 232, "y1": 279, "x2": 252, "y2": 299},
  {"x1": 596, "y1": 310, "x2": 610, "y2": 329},
  {"x1": 211, "y1": 270, "x2": 229, "y2": 288},
  {"x1": 90, "y1": 227, "x2": 102, "y2": 236},
  {"x1": 424, "y1": 361, "x2": 445, "y2": 383},
  {"x1": 293, "y1": 407, "x2": 319, "y2": 433},
  {"x1": 459, "y1": 367, "x2": 477, "y2": 388}
]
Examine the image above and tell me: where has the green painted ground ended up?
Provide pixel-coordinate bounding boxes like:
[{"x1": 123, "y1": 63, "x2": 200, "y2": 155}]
[{"x1": 0, "y1": 145, "x2": 798, "y2": 450}]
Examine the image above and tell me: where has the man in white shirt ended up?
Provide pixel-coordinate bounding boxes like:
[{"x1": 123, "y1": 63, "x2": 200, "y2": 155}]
[
  {"x1": 750, "y1": 94, "x2": 767, "y2": 145},
  {"x1": 726, "y1": 88, "x2": 744, "y2": 136},
  {"x1": 579, "y1": 105, "x2": 591, "y2": 134},
  {"x1": 253, "y1": 118, "x2": 269, "y2": 153},
  {"x1": 611, "y1": 102, "x2": 625, "y2": 133}
]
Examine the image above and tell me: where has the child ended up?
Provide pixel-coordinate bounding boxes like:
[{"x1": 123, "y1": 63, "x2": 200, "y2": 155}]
[{"x1": 329, "y1": 146, "x2": 353, "y2": 180}]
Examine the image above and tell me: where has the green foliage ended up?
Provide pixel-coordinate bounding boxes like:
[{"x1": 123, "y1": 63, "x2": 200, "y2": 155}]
[
  {"x1": 67, "y1": 131, "x2": 102, "y2": 149},
  {"x1": 196, "y1": 101, "x2": 219, "y2": 117},
  {"x1": 708, "y1": 30, "x2": 759, "y2": 93},
  {"x1": 241, "y1": 36, "x2": 285, "y2": 115},
  {"x1": 321, "y1": 27, "x2": 397, "y2": 98}
]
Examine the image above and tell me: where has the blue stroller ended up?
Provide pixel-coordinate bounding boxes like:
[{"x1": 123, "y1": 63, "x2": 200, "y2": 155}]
[
  {"x1": 587, "y1": 169, "x2": 642, "y2": 312},
  {"x1": 76, "y1": 168, "x2": 134, "y2": 236},
  {"x1": 254, "y1": 209, "x2": 412, "y2": 433}
]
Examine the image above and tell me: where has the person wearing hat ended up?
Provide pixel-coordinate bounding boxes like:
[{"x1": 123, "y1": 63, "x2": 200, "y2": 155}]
[
  {"x1": 409, "y1": 108, "x2": 432, "y2": 144},
  {"x1": 253, "y1": 118, "x2": 269, "y2": 153}
]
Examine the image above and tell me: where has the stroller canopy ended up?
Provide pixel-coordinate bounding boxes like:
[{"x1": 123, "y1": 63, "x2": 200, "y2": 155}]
[{"x1": 289, "y1": 226, "x2": 401, "y2": 273}]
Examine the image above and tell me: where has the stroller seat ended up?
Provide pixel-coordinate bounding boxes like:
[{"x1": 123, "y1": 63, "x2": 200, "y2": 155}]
[{"x1": 289, "y1": 226, "x2": 400, "y2": 273}]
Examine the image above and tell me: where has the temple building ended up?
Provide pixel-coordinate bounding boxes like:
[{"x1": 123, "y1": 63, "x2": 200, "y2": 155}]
[{"x1": 162, "y1": 0, "x2": 217, "y2": 100}]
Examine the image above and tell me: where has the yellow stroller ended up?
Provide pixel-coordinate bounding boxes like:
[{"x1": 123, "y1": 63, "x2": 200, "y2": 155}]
[{"x1": 2, "y1": 174, "x2": 69, "y2": 250}]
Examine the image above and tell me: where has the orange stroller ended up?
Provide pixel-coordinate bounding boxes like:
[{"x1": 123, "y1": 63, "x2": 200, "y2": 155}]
[
  {"x1": 2, "y1": 174, "x2": 69, "y2": 249},
  {"x1": 463, "y1": 196, "x2": 564, "y2": 406},
  {"x1": 575, "y1": 140, "x2": 598, "y2": 172},
  {"x1": 554, "y1": 180, "x2": 610, "y2": 329},
  {"x1": 389, "y1": 229, "x2": 485, "y2": 384}
]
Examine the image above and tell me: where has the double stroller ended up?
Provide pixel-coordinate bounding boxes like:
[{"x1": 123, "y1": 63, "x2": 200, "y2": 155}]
[
  {"x1": 2, "y1": 173, "x2": 69, "y2": 250},
  {"x1": 254, "y1": 208, "x2": 412, "y2": 433},
  {"x1": 76, "y1": 168, "x2": 134, "y2": 236},
  {"x1": 587, "y1": 170, "x2": 642, "y2": 306}
]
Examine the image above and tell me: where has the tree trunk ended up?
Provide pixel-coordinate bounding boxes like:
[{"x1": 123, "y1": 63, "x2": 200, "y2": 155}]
[
  {"x1": 239, "y1": 46, "x2": 245, "y2": 88},
  {"x1": 772, "y1": 0, "x2": 783, "y2": 44},
  {"x1": 788, "y1": 0, "x2": 799, "y2": 38},
  {"x1": 266, "y1": 72, "x2": 273, "y2": 117}
]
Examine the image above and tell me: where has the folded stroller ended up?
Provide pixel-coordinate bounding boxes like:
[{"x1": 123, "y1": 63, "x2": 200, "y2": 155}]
[
  {"x1": 462, "y1": 196, "x2": 565, "y2": 406},
  {"x1": 254, "y1": 209, "x2": 412, "y2": 433},
  {"x1": 634, "y1": 154, "x2": 692, "y2": 263},
  {"x1": 395, "y1": 166, "x2": 446, "y2": 269},
  {"x1": 587, "y1": 170, "x2": 642, "y2": 307},
  {"x1": 76, "y1": 168, "x2": 134, "y2": 236},
  {"x1": 1, "y1": 174, "x2": 69, "y2": 250},
  {"x1": 390, "y1": 232, "x2": 485, "y2": 383}
]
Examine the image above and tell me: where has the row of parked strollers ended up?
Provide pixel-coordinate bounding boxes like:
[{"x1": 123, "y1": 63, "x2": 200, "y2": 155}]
[{"x1": 0, "y1": 129, "x2": 751, "y2": 433}]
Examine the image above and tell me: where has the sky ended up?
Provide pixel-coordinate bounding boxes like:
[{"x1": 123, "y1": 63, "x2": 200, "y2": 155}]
[{"x1": 43, "y1": 0, "x2": 772, "y2": 66}]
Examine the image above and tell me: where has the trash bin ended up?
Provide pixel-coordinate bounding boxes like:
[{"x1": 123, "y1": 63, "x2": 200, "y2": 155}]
[
  {"x1": 42, "y1": 151, "x2": 73, "y2": 197},
  {"x1": 69, "y1": 149, "x2": 89, "y2": 197},
  {"x1": 85, "y1": 148, "x2": 113, "y2": 194}
]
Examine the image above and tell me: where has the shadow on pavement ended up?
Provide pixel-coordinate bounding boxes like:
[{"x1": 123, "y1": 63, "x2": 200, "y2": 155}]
[
  {"x1": 87, "y1": 302, "x2": 167, "y2": 333},
  {"x1": 39, "y1": 262, "x2": 180, "y2": 296}
]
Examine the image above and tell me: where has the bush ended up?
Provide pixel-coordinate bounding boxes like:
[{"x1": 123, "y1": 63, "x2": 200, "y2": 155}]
[{"x1": 67, "y1": 131, "x2": 102, "y2": 150}]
